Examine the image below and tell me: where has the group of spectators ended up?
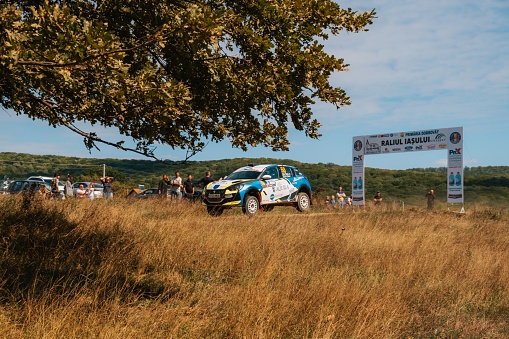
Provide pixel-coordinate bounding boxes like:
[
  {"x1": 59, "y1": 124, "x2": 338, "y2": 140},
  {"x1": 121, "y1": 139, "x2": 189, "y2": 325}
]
[
  {"x1": 157, "y1": 170, "x2": 215, "y2": 200},
  {"x1": 325, "y1": 186, "x2": 353, "y2": 208},
  {"x1": 45, "y1": 172, "x2": 114, "y2": 200}
]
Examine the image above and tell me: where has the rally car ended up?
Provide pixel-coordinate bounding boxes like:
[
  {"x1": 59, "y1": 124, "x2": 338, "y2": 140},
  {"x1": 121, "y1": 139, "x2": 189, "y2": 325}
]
[{"x1": 202, "y1": 164, "x2": 312, "y2": 216}]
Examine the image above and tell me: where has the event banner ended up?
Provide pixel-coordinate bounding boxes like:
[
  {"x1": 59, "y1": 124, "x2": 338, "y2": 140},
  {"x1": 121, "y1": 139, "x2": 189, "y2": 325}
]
[{"x1": 352, "y1": 127, "x2": 464, "y2": 205}]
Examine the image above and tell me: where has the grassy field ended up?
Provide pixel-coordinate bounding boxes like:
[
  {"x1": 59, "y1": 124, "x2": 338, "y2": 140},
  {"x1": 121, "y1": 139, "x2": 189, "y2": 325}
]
[{"x1": 0, "y1": 195, "x2": 508, "y2": 338}]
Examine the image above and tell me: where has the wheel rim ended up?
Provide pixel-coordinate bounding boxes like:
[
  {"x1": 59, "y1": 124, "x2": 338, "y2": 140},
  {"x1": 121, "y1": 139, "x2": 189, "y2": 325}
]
[
  {"x1": 247, "y1": 198, "x2": 258, "y2": 214},
  {"x1": 299, "y1": 194, "x2": 309, "y2": 209}
]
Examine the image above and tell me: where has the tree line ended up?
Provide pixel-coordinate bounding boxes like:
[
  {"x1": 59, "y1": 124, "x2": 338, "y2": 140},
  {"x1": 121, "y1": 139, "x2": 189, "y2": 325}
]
[{"x1": 1, "y1": 152, "x2": 508, "y2": 207}]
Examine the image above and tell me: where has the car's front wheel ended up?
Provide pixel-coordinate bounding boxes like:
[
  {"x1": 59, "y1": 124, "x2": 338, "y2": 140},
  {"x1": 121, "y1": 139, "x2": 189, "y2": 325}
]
[
  {"x1": 296, "y1": 192, "x2": 310, "y2": 212},
  {"x1": 207, "y1": 206, "x2": 224, "y2": 216},
  {"x1": 243, "y1": 195, "x2": 259, "y2": 217}
]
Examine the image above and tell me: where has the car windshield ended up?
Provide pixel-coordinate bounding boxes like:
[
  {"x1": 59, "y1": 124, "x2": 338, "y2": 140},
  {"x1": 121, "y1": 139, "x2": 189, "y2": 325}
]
[{"x1": 225, "y1": 170, "x2": 262, "y2": 180}]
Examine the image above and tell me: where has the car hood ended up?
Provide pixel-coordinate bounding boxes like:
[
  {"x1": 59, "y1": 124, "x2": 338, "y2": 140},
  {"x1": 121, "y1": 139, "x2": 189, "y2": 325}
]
[{"x1": 206, "y1": 179, "x2": 254, "y2": 190}]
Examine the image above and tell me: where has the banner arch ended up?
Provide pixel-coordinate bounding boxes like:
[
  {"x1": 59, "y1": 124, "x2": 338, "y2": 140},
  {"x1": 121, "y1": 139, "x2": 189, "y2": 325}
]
[{"x1": 352, "y1": 127, "x2": 464, "y2": 205}]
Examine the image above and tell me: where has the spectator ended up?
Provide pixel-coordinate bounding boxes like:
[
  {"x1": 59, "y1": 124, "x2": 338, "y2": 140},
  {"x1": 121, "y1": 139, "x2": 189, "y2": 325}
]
[
  {"x1": 373, "y1": 191, "x2": 383, "y2": 207},
  {"x1": 170, "y1": 171, "x2": 183, "y2": 200},
  {"x1": 183, "y1": 174, "x2": 195, "y2": 200},
  {"x1": 426, "y1": 189, "x2": 435, "y2": 210},
  {"x1": 101, "y1": 176, "x2": 114, "y2": 200},
  {"x1": 65, "y1": 174, "x2": 74, "y2": 197},
  {"x1": 346, "y1": 193, "x2": 353, "y2": 206},
  {"x1": 158, "y1": 175, "x2": 169, "y2": 199},
  {"x1": 38, "y1": 183, "x2": 49, "y2": 199},
  {"x1": 336, "y1": 186, "x2": 347, "y2": 207},
  {"x1": 197, "y1": 171, "x2": 215, "y2": 188},
  {"x1": 329, "y1": 194, "x2": 337, "y2": 208},
  {"x1": 87, "y1": 183, "x2": 95, "y2": 200},
  {"x1": 51, "y1": 172, "x2": 62, "y2": 200},
  {"x1": 76, "y1": 184, "x2": 87, "y2": 198}
]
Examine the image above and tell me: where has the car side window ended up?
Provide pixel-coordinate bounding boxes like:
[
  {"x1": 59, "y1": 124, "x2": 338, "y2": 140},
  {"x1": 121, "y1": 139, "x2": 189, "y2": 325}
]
[
  {"x1": 281, "y1": 166, "x2": 294, "y2": 178},
  {"x1": 264, "y1": 166, "x2": 280, "y2": 179}
]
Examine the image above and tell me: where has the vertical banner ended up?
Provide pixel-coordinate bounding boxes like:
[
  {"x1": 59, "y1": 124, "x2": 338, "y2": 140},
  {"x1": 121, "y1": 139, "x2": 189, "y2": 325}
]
[
  {"x1": 351, "y1": 127, "x2": 464, "y2": 206},
  {"x1": 352, "y1": 137, "x2": 365, "y2": 206},
  {"x1": 446, "y1": 127, "x2": 464, "y2": 203}
]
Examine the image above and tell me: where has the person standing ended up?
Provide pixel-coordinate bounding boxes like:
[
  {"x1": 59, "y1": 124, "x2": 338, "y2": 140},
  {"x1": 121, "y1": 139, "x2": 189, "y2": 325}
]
[
  {"x1": 183, "y1": 174, "x2": 195, "y2": 200},
  {"x1": 51, "y1": 172, "x2": 62, "y2": 200},
  {"x1": 65, "y1": 174, "x2": 74, "y2": 197},
  {"x1": 170, "y1": 171, "x2": 183, "y2": 200},
  {"x1": 373, "y1": 191, "x2": 382, "y2": 207},
  {"x1": 336, "y1": 186, "x2": 346, "y2": 207},
  {"x1": 87, "y1": 183, "x2": 95, "y2": 200},
  {"x1": 158, "y1": 175, "x2": 169, "y2": 199},
  {"x1": 197, "y1": 171, "x2": 215, "y2": 189},
  {"x1": 101, "y1": 176, "x2": 114, "y2": 200},
  {"x1": 426, "y1": 189, "x2": 435, "y2": 210}
]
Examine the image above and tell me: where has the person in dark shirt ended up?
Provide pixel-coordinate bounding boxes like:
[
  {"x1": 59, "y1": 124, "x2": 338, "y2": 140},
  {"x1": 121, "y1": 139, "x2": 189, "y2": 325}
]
[
  {"x1": 183, "y1": 174, "x2": 195, "y2": 200},
  {"x1": 197, "y1": 171, "x2": 214, "y2": 188},
  {"x1": 158, "y1": 175, "x2": 169, "y2": 199},
  {"x1": 426, "y1": 189, "x2": 435, "y2": 210},
  {"x1": 101, "y1": 176, "x2": 114, "y2": 200}
]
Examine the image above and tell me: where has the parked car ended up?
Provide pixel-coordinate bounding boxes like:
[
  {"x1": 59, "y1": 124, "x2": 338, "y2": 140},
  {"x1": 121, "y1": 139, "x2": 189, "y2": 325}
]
[
  {"x1": 27, "y1": 176, "x2": 65, "y2": 192},
  {"x1": 72, "y1": 182, "x2": 104, "y2": 198},
  {"x1": 6, "y1": 180, "x2": 52, "y2": 196},
  {"x1": 202, "y1": 164, "x2": 312, "y2": 216},
  {"x1": 132, "y1": 187, "x2": 159, "y2": 199}
]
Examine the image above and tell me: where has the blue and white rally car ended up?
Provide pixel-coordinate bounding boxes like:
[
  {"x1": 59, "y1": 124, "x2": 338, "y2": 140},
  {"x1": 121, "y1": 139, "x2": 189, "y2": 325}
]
[{"x1": 202, "y1": 164, "x2": 312, "y2": 216}]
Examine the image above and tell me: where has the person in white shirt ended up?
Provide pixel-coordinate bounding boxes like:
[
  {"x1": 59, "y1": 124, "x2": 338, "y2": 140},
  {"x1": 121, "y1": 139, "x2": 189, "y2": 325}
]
[
  {"x1": 170, "y1": 171, "x2": 183, "y2": 200},
  {"x1": 76, "y1": 184, "x2": 87, "y2": 198},
  {"x1": 87, "y1": 183, "x2": 95, "y2": 200}
]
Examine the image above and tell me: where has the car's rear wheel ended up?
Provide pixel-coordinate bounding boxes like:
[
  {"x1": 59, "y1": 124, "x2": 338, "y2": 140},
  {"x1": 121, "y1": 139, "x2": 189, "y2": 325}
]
[
  {"x1": 243, "y1": 195, "x2": 259, "y2": 217},
  {"x1": 296, "y1": 192, "x2": 310, "y2": 212},
  {"x1": 207, "y1": 206, "x2": 224, "y2": 216}
]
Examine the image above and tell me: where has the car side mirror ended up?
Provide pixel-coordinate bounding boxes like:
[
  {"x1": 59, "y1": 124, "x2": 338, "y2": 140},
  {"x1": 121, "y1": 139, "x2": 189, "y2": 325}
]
[{"x1": 262, "y1": 175, "x2": 271, "y2": 180}]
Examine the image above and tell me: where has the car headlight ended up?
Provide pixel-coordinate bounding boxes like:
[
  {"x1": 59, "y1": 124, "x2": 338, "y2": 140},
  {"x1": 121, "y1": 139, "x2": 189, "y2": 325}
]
[{"x1": 229, "y1": 183, "x2": 244, "y2": 191}]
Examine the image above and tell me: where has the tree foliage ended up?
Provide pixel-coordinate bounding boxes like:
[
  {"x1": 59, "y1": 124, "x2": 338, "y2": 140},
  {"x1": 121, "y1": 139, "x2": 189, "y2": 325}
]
[{"x1": 0, "y1": 1, "x2": 375, "y2": 159}]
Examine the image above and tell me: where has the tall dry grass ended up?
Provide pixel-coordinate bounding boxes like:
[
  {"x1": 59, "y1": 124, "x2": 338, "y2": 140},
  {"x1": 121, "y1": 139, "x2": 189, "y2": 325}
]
[{"x1": 0, "y1": 195, "x2": 508, "y2": 338}]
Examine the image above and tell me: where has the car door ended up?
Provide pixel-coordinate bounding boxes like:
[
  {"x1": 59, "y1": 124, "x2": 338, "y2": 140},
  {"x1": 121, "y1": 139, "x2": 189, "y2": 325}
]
[
  {"x1": 260, "y1": 166, "x2": 295, "y2": 204},
  {"x1": 276, "y1": 166, "x2": 298, "y2": 202},
  {"x1": 260, "y1": 166, "x2": 280, "y2": 204}
]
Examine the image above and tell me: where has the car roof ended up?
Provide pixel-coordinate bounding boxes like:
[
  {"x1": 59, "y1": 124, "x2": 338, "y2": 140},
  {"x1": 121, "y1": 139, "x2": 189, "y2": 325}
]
[{"x1": 233, "y1": 164, "x2": 293, "y2": 173}]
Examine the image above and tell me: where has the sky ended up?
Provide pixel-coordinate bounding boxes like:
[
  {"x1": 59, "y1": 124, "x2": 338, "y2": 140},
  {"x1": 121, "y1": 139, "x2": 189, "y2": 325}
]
[{"x1": 1, "y1": 0, "x2": 508, "y2": 170}]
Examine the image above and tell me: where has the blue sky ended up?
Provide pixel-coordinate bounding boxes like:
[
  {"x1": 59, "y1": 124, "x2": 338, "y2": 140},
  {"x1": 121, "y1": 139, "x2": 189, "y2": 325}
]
[{"x1": 1, "y1": 0, "x2": 508, "y2": 170}]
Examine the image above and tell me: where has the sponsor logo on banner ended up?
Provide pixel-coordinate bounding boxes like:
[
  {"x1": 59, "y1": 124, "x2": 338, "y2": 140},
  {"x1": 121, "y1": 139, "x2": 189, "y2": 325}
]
[
  {"x1": 449, "y1": 148, "x2": 461, "y2": 155},
  {"x1": 450, "y1": 132, "x2": 462, "y2": 144},
  {"x1": 435, "y1": 133, "x2": 446, "y2": 141},
  {"x1": 392, "y1": 148, "x2": 401, "y2": 152},
  {"x1": 427, "y1": 144, "x2": 436, "y2": 149},
  {"x1": 405, "y1": 146, "x2": 413, "y2": 151},
  {"x1": 365, "y1": 139, "x2": 381, "y2": 154},
  {"x1": 353, "y1": 140, "x2": 363, "y2": 152},
  {"x1": 439, "y1": 144, "x2": 447, "y2": 148}
]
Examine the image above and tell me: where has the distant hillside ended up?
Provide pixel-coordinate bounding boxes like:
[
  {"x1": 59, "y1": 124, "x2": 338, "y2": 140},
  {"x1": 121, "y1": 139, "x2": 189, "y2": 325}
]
[{"x1": 1, "y1": 152, "x2": 508, "y2": 208}]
